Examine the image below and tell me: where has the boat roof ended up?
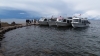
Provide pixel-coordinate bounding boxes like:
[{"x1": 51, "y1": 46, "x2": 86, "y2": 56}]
[{"x1": 73, "y1": 18, "x2": 80, "y2": 19}]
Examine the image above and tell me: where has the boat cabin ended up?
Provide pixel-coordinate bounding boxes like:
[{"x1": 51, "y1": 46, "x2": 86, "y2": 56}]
[
  {"x1": 57, "y1": 18, "x2": 67, "y2": 22},
  {"x1": 67, "y1": 17, "x2": 72, "y2": 23},
  {"x1": 72, "y1": 18, "x2": 90, "y2": 24},
  {"x1": 39, "y1": 17, "x2": 48, "y2": 21}
]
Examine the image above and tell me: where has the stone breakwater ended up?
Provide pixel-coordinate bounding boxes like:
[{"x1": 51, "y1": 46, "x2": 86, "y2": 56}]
[{"x1": 0, "y1": 25, "x2": 25, "y2": 41}]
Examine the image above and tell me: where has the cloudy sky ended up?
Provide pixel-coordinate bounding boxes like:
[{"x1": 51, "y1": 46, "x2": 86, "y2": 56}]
[{"x1": 0, "y1": 0, "x2": 100, "y2": 19}]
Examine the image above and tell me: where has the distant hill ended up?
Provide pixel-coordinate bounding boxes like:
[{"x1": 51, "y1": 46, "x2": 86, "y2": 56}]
[{"x1": 0, "y1": 9, "x2": 41, "y2": 19}]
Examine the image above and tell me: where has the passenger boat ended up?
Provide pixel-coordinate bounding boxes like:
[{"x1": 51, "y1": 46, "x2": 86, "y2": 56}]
[
  {"x1": 38, "y1": 17, "x2": 48, "y2": 25},
  {"x1": 71, "y1": 17, "x2": 90, "y2": 28},
  {"x1": 48, "y1": 17, "x2": 57, "y2": 26},
  {"x1": 56, "y1": 16, "x2": 72, "y2": 27}
]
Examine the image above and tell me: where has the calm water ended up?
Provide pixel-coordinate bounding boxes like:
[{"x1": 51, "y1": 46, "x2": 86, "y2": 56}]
[{"x1": 1, "y1": 20, "x2": 100, "y2": 56}]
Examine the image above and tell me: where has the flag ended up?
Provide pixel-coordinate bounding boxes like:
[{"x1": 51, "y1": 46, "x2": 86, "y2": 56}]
[
  {"x1": 58, "y1": 16, "x2": 63, "y2": 19},
  {"x1": 79, "y1": 14, "x2": 81, "y2": 16}
]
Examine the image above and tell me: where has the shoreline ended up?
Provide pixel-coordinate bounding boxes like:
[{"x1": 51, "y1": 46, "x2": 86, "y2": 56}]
[
  {"x1": 0, "y1": 22, "x2": 39, "y2": 41},
  {"x1": 0, "y1": 25, "x2": 26, "y2": 40}
]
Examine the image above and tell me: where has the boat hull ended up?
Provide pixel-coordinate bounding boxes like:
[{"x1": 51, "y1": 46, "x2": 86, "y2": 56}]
[
  {"x1": 56, "y1": 22, "x2": 71, "y2": 27},
  {"x1": 48, "y1": 21, "x2": 56, "y2": 26},
  {"x1": 38, "y1": 21, "x2": 48, "y2": 25},
  {"x1": 71, "y1": 23, "x2": 89, "y2": 28}
]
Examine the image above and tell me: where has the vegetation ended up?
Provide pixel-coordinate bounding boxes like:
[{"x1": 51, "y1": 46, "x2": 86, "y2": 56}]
[{"x1": 1, "y1": 22, "x2": 21, "y2": 27}]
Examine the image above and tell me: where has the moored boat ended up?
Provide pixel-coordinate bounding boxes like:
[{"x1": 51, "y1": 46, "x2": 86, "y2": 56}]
[
  {"x1": 38, "y1": 17, "x2": 48, "y2": 25},
  {"x1": 48, "y1": 17, "x2": 57, "y2": 26},
  {"x1": 71, "y1": 17, "x2": 90, "y2": 28},
  {"x1": 56, "y1": 16, "x2": 72, "y2": 27}
]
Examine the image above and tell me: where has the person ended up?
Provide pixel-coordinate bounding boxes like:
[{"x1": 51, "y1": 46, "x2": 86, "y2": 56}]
[
  {"x1": 34, "y1": 19, "x2": 36, "y2": 24},
  {"x1": 11, "y1": 21, "x2": 16, "y2": 25},
  {"x1": 0, "y1": 22, "x2": 1, "y2": 28},
  {"x1": 29, "y1": 20, "x2": 31, "y2": 24},
  {"x1": 26, "y1": 19, "x2": 29, "y2": 26},
  {"x1": 31, "y1": 20, "x2": 33, "y2": 22}
]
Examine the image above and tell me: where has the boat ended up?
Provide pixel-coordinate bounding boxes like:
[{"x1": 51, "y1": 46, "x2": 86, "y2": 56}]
[
  {"x1": 48, "y1": 17, "x2": 57, "y2": 26},
  {"x1": 56, "y1": 16, "x2": 72, "y2": 27},
  {"x1": 38, "y1": 17, "x2": 48, "y2": 25},
  {"x1": 71, "y1": 17, "x2": 90, "y2": 28}
]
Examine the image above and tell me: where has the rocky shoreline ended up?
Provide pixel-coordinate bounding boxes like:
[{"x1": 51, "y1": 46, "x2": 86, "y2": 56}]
[
  {"x1": 0, "y1": 24, "x2": 26, "y2": 56},
  {"x1": 0, "y1": 25, "x2": 25, "y2": 40}
]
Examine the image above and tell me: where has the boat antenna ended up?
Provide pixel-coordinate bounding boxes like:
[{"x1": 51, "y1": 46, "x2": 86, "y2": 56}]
[{"x1": 79, "y1": 14, "x2": 81, "y2": 18}]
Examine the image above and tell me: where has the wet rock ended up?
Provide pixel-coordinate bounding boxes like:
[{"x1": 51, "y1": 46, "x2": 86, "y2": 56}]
[
  {"x1": 43, "y1": 49, "x2": 52, "y2": 54},
  {"x1": 0, "y1": 48, "x2": 4, "y2": 56},
  {"x1": 0, "y1": 34, "x2": 4, "y2": 41},
  {"x1": 15, "y1": 54, "x2": 25, "y2": 56},
  {"x1": 0, "y1": 53, "x2": 4, "y2": 56},
  {"x1": 0, "y1": 34, "x2": 3, "y2": 37}
]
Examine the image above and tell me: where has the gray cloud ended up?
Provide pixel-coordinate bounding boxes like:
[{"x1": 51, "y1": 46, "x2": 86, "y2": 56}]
[{"x1": 0, "y1": 0, "x2": 100, "y2": 19}]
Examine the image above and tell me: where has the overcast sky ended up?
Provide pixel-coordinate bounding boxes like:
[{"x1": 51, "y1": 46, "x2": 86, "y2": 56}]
[{"x1": 0, "y1": 0, "x2": 100, "y2": 19}]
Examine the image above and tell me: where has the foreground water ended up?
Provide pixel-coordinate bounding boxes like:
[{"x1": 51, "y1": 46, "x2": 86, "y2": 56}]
[{"x1": 1, "y1": 20, "x2": 100, "y2": 56}]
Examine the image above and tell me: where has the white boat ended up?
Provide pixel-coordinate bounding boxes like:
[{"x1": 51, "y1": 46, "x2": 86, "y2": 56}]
[
  {"x1": 38, "y1": 17, "x2": 48, "y2": 25},
  {"x1": 48, "y1": 18, "x2": 57, "y2": 26},
  {"x1": 71, "y1": 17, "x2": 90, "y2": 28},
  {"x1": 56, "y1": 17, "x2": 72, "y2": 27}
]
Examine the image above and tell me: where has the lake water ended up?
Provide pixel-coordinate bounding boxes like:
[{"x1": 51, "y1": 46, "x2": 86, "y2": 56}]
[{"x1": 1, "y1": 20, "x2": 100, "y2": 56}]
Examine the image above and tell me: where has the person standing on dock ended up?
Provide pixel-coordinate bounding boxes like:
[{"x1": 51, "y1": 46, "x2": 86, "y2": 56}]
[
  {"x1": 29, "y1": 20, "x2": 31, "y2": 24},
  {"x1": 26, "y1": 19, "x2": 30, "y2": 26},
  {"x1": 0, "y1": 19, "x2": 1, "y2": 28},
  {"x1": 31, "y1": 19, "x2": 33, "y2": 22},
  {"x1": 34, "y1": 19, "x2": 36, "y2": 24}
]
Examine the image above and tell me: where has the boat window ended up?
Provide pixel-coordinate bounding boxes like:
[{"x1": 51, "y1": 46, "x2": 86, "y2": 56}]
[
  {"x1": 49, "y1": 19, "x2": 56, "y2": 21},
  {"x1": 69, "y1": 20, "x2": 72, "y2": 23},
  {"x1": 86, "y1": 20, "x2": 89, "y2": 23},
  {"x1": 73, "y1": 19, "x2": 79, "y2": 22},
  {"x1": 58, "y1": 19, "x2": 62, "y2": 21},
  {"x1": 67, "y1": 20, "x2": 69, "y2": 23},
  {"x1": 63, "y1": 19, "x2": 66, "y2": 22},
  {"x1": 39, "y1": 18, "x2": 44, "y2": 21},
  {"x1": 82, "y1": 20, "x2": 85, "y2": 23},
  {"x1": 79, "y1": 19, "x2": 81, "y2": 22},
  {"x1": 44, "y1": 19, "x2": 47, "y2": 21},
  {"x1": 84, "y1": 20, "x2": 86, "y2": 23},
  {"x1": 68, "y1": 17, "x2": 72, "y2": 19}
]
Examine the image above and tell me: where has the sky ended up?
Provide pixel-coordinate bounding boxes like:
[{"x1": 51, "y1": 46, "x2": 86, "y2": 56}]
[{"x1": 0, "y1": 0, "x2": 100, "y2": 20}]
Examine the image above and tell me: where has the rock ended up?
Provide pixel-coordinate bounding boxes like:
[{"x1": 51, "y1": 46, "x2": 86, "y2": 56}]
[
  {"x1": 0, "y1": 25, "x2": 24, "y2": 41},
  {"x1": 0, "y1": 34, "x2": 3, "y2": 37},
  {"x1": 0, "y1": 48, "x2": 4, "y2": 56},
  {"x1": 0, "y1": 53, "x2": 4, "y2": 56}
]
